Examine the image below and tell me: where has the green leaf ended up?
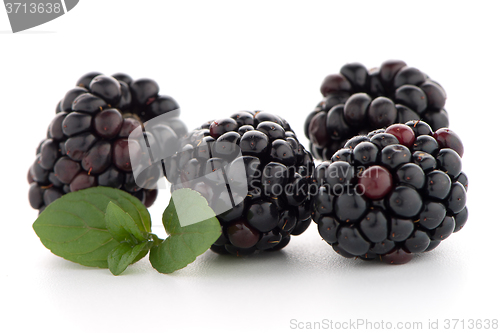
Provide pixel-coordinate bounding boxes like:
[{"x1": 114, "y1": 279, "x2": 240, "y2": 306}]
[
  {"x1": 105, "y1": 201, "x2": 148, "y2": 244},
  {"x1": 149, "y1": 188, "x2": 221, "y2": 273},
  {"x1": 108, "y1": 241, "x2": 152, "y2": 275},
  {"x1": 33, "y1": 187, "x2": 152, "y2": 268}
]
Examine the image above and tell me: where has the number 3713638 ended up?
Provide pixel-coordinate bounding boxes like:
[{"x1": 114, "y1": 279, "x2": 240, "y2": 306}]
[
  {"x1": 444, "y1": 319, "x2": 498, "y2": 330},
  {"x1": 5, "y1": 2, "x2": 62, "y2": 14}
]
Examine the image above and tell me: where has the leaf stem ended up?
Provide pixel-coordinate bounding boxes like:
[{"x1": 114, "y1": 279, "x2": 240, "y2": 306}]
[{"x1": 150, "y1": 233, "x2": 164, "y2": 247}]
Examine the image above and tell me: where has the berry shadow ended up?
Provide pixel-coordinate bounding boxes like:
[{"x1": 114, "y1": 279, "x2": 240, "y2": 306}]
[
  {"x1": 314, "y1": 245, "x2": 467, "y2": 310},
  {"x1": 166, "y1": 249, "x2": 290, "y2": 278}
]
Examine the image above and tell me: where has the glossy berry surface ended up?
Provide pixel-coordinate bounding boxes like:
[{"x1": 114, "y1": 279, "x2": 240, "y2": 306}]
[
  {"x1": 312, "y1": 121, "x2": 467, "y2": 264},
  {"x1": 226, "y1": 220, "x2": 260, "y2": 248},
  {"x1": 29, "y1": 73, "x2": 186, "y2": 212},
  {"x1": 209, "y1": 118, "x2": 238, "y2": 138},
  {"x1": 385, "y1": 124, "x2": 415, "y2": 148},
  {"x1": 434, "y1": 128, "x2": 465, "y2": 157},
  {"x1": 305, "y1": 60, "x2": 450, "y2": 160},
  {"x1": 89, "y1": 75, "x2": 121, "y2": 105},
  {"x1": 93, "y1": 108, "x2": 123, "y2": 139},
  {"x1": 358, "y1": 166, "x2": 392, "y2": 200},
  {"x1": 167, "y1": 111, "x2": 314, "y2": 255}
]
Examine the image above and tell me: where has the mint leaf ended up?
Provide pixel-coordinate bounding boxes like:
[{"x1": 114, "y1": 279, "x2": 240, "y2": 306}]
[
  {"x1": 149, "y1": 188, "x2": 221, "y2": 273},
  {"x1": 108, "y1": 241, "x2": 152, "y2": 276},
  {"x1": 33, "y1": 187, "x2": 152, "y2": 268},
  {"x1": 169, "y1": 187, "x2": 218, "y2": 227},
  {"x1": 105, "y1": 201, "x2": 154, "y2": 275},
  {"x1": 105, "y1": 202, "x2": 148, "y2": 244}
]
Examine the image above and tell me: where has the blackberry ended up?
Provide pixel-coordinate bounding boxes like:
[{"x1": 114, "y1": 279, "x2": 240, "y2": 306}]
[
  {"x1": 312, "y1": 122, "x2": 467, "y2": 264},
  {"x1": 305, "y1": 60, "x2": 450, "y2": 160},
  {"x1": 167, "y1": 111, "x2": 315, "y2": 255},
  {"x1": 28, "y1": 72, "x2": 186, "y2": 212}
]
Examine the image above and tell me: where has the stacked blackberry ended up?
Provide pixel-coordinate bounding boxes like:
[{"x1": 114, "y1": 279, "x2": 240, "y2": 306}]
[
  {"x1": 305, "y1": 60, "x2": 450, "y2": 160},
  {"x1": 313, "y1": 121, "x2": 467, "y2": 264},
  {"x1": 28, "y1": 72, "x2": 186, "y2": 213},
  {"x1": 165, "y1": 111, "x2": 315, "y2": 255}
]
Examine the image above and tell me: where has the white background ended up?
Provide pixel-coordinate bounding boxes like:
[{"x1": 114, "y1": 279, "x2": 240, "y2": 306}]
[{"x1": 1, "y1": 1, "x2": 499, "y2": 332}]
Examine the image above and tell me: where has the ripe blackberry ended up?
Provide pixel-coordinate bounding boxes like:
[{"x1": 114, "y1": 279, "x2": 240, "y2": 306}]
[
  {"x1": 305, "y1": 60, "x2": 450, "y2": 160},
  {"x1": 28, "y1": 72, "x2": 186, "y2": 213},
  {"x1": 313, "y1": 122, "x2": 467, "y2": 264},
  {"x1": 167, "y1": 111, "x2": 315, "y2": 255}
]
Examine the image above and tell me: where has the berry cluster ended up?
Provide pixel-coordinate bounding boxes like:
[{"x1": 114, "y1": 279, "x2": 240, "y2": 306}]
[
  {"x1": 305, "y1": 60, "x2": 450, "y2": 160},
  {"x1": 165, "y1": 111, "x2": 315, "y2": 255},
  {"x1": 28, "y1": 72, "x2": 186, "y2": 213},
  {"x1": 312, "y1": 121, "x2": 467, "y2": 264},
  {"x1": 27, "y1": 62, "x2": 470, "y2": 265}
]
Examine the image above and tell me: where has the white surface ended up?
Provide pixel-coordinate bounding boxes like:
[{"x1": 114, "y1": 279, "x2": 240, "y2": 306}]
[{"x1": 1, "y1": 1, "x2": 499, "y2": 332}]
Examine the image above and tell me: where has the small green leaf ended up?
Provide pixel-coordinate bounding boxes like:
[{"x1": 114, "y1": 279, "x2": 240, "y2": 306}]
[
  {"x1": 169, "y1": 187, "x2": 217, "y2": 227},
  {"x1": 108, "y1": 241, "x2": 152, "y2": 276},
  {"x1": 105, "y1": 201, "x2": 148, "y2": 244},
  {"x1": 150, "y1": 188, "x2": 221, "y2": 273},
  {"x1": 33, "y1": 187, "x2": 152, "y2": 268}
]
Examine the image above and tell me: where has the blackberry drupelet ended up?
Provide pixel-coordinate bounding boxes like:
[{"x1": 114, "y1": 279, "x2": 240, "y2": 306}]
[
  {"x1": 28, "y1": 72, "x2": 186, "y2": 213},
  {"x1": 167, "y1": 111, "x2": 315, "y2": 255},
  {"x1": 313, "y1": 122, "x2": 467, "y2": 264},
  {"x1": 306, "y1": 60, "x2": 450, "y2": 160}
]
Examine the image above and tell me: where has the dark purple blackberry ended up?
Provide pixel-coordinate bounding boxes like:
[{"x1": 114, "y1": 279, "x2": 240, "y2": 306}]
[
  {"x1": 29, "y1": 73, "x2": 186, "y2": 213},
  {"x1": 167, "y1": 111, "x2": 314, "y2": 255},
  {"x1": 312, "y1": 122, "x2": 467, "y2": 264},
  {"x1": 306, "y1": 60, "x2": 450, "y2": 160}
]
